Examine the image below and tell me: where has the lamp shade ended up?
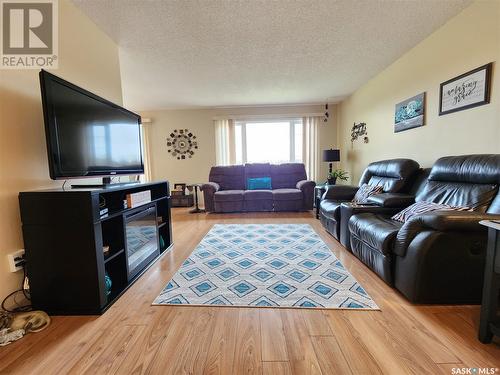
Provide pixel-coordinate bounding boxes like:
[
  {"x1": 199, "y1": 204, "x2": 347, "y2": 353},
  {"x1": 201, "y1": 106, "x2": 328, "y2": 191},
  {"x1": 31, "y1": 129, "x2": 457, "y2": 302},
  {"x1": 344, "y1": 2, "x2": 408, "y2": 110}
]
[{"x1": 322, "y1": 149, "x2": 340, "y2": 162}]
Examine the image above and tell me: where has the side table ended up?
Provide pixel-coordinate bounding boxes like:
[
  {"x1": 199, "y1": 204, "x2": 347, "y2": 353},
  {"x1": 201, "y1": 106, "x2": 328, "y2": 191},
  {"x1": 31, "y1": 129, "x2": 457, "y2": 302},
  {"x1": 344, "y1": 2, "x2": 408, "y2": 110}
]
[
  {"x1": 187, "y1": 183, "x2": 205, "y2": 214},
  {"x1": 478, "y1": 220, "x2": 500, "y2": 343}
]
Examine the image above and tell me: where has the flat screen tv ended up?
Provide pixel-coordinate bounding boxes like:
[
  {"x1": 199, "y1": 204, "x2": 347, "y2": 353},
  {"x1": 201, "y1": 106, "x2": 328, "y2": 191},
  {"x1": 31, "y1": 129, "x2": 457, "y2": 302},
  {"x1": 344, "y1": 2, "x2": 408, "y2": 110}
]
[{"x1": 39, "y1": 70, "x2": 144, "y2": 182}]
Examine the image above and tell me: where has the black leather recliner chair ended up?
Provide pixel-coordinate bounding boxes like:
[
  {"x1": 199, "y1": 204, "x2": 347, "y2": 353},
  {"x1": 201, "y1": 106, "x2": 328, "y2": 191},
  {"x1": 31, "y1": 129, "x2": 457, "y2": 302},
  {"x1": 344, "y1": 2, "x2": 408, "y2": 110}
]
[
  {"x1": 319, "y1": 159, "x2": 420, "y2": 245},
  {"x1": 338, "y1": 167, "x2": 429, "y2": 251},
  {"x1": 349, "y1": 154, "x2": 500, "y2": 303}
]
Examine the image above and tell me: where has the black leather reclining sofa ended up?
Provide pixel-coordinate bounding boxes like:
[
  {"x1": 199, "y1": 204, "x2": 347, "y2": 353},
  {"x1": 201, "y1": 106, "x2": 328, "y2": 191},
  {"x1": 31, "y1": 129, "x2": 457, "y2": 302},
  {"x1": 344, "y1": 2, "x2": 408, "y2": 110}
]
[
  {"x1": 319, "y1": 159, "x2": 421, "y2": 249},
  {"x1": 349, "y1": 154, "x2": 500, "y2": 303}
]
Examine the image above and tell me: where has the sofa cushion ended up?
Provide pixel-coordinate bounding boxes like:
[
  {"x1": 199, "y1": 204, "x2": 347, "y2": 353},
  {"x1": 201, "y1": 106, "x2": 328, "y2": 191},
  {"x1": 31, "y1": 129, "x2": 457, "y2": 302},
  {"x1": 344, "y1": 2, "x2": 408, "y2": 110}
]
[
  {"x1": 214, "y1": 190, "x2": 244, "y2": 202},
  {"x1": 270, "y1": 163, "x2": 307, "y2": 189},
  {"x1": 428, "y1": 154, "x2": 500, "y2": 184},
  {"x1": 245, "y1": 163, "x2": 271, "y2": 179},
  {"x1": 319, "y1": 200, "x2": 341, "y2": 220},
  {"x1": 349, "y1": 213, "x2": 403, "y2": 255},
  {"x1": 416, "y1": 181, "x2": 498, "y2": 213},
  {"x1": 244, "y1": 190, "x2": 273, "y2": 200},
  {"x1": 358, "y1": 158, "x2": 420, "y2": 193},
  {"x1": 417, "y1": 154, "x2": 500, "y2": 213},
  {"x1": 272, "y1": 188, "x2": 303, "y2": 201},
  {"x1": 209, "y1": 165, "x2": 245, "y2": 190}
]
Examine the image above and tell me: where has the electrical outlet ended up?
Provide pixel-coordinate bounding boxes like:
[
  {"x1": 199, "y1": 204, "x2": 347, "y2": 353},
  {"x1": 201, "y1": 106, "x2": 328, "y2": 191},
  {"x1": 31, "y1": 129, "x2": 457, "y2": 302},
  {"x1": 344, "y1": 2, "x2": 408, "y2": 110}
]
[{"x1": 7, "y1": 249, "x2": 25, "y2": 272}]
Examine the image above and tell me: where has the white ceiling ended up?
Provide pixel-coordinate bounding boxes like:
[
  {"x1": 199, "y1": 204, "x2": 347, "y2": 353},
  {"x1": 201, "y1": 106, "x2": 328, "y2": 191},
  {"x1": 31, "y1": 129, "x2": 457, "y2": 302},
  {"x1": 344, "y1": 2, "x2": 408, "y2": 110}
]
[{"x1": 72, "y1": 0, "x2": 472, "y2": 111}]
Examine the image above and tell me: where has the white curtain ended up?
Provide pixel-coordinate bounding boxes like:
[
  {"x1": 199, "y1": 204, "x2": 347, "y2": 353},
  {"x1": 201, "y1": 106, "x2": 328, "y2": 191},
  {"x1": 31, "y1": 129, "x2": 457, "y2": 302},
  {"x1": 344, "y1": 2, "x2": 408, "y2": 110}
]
[
  {"x1": 302, "y1": 116, "x2": 320, "y2": 182},
  {"x1": 214, "y1": 119, "x2": 235, "y2": 165}
]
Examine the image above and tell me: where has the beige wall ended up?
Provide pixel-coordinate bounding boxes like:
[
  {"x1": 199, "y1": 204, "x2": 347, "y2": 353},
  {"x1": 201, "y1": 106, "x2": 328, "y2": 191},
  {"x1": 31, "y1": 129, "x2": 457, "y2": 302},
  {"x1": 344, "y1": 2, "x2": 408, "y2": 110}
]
[
  {"x1": 0, "y1": 0, "x2": 123, "y2": 299},
  {"x1": 337, "y1": 0, "x2": 500, "y2": 183},
  {"x1": 141, "y1": 104, "x2": 338, "y2": 191},
  {"x1": 142, "y1": 108, "x2": 217, "y2": 187}
]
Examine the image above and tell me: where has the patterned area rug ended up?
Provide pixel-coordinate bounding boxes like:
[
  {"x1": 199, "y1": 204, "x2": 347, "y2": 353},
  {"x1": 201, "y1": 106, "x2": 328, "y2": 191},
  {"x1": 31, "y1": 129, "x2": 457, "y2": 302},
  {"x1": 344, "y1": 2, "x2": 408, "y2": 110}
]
[{"x1": 153, "y1": 224, "x2": 378, "y2": 309}]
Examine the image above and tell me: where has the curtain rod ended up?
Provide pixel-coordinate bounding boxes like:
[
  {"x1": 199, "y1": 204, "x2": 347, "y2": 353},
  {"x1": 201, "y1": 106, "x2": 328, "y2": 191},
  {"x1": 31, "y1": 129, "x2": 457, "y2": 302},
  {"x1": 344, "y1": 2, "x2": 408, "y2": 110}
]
[{"x1": 212, "y1": 112, "x2": 324, "y2": 121}]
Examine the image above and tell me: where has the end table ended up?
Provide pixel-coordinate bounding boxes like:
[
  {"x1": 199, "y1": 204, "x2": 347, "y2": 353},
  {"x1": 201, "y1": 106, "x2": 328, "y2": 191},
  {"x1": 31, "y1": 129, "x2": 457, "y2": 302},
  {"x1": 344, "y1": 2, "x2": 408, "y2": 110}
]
[
  {"x1": 478, "y1": 220, "x2": 500, "y2": 343},
  {"x1": 187, "y1": 183, "x2": 205, "y2": 214}
]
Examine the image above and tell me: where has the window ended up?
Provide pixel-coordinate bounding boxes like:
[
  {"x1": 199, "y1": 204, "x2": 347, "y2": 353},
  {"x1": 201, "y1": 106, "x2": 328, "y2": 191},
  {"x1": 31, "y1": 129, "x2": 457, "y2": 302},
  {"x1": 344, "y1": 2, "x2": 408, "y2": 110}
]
[{"x1": 234, "y1": 119, "x2": 303, "y2": 164}]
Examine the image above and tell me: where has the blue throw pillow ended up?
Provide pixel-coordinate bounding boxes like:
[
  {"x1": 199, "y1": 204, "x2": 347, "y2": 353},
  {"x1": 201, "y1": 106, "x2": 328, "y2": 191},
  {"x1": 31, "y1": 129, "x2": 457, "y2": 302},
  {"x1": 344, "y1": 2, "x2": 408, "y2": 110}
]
[{"x1": 247, "y1": 177, "x2": 272, "y2": 190}]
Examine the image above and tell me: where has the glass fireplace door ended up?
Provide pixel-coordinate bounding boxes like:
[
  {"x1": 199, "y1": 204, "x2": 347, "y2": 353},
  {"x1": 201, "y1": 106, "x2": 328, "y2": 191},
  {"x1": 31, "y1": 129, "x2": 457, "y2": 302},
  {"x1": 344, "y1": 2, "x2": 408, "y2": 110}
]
[{"x1": 124, "y1": 205, "x2": 159, "y2": 281}]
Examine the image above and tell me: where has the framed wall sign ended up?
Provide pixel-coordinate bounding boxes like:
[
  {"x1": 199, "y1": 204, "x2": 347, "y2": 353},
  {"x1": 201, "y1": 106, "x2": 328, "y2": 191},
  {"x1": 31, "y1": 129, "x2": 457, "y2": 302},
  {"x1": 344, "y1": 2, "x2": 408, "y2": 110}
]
[
  {"x1": 394, "y1": 92, "x2": 425, "y2": 133},
  {"x1": 439, "y1": 63, "x2": 492, "y2": 116}
]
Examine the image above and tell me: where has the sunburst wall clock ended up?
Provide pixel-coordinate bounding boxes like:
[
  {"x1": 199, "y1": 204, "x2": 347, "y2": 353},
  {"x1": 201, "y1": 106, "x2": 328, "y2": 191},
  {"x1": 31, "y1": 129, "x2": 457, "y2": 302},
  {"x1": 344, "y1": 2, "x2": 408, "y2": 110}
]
[{"x1": 166, "y1": 129, "x2": 198, "y2": 160}]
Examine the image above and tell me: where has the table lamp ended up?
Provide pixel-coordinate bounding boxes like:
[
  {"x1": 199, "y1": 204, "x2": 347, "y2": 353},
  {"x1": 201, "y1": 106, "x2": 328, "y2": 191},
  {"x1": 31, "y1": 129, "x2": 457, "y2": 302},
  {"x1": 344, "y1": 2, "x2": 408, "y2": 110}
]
[{"x1": 322, "y1": 149, "x2": 340, "y2": 184}]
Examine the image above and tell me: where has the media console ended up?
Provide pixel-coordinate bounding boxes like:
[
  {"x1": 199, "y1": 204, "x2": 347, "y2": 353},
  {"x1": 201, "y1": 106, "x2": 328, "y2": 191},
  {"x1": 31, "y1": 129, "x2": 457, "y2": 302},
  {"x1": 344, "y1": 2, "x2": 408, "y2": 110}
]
[{"x1": 19, "y1": 181, "x2": 172, "y2": 315}]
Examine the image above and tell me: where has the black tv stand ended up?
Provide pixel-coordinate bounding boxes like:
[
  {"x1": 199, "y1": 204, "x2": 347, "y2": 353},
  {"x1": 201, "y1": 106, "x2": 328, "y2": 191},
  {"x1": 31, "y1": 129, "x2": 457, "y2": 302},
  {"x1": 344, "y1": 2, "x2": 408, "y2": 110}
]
[{"x1": 19, "y1": 181, "x2": 172, "y2": 315}]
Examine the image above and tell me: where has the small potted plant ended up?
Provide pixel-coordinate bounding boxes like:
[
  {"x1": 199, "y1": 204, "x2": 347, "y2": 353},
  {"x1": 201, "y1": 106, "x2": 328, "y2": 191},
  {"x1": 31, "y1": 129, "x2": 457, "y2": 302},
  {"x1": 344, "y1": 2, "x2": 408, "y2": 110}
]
[{"x1": 327, "y1": 169, "x2": 348, "y2": 185}]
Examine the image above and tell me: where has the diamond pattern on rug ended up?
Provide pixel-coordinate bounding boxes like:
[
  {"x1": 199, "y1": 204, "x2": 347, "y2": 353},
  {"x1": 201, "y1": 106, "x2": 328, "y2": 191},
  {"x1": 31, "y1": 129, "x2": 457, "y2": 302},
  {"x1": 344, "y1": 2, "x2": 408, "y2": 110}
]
[
  {"x1": 268, "y1": 281, "x2": 297, "y2": 298},
  {"x1": 190, "y1": 280, "x2": 217, "y2": 296},
  {"x1": 229, "y1": 280, "x2": 257, "y2": 297},
  {"x1": 153, "y1": 224, "x2": 379, "y2": 309},
  {"x1": 215, "y1": 268, "x2": 240, "y2": 281},
  {"x1": 251, "y1": 268, "x2": 276, "y2": 282}
]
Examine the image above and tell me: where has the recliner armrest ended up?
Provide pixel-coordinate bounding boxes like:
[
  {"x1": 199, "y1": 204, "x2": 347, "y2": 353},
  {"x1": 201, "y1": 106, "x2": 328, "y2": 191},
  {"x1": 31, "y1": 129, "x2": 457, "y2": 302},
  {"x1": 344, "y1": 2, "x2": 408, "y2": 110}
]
[
  {"x1": 200, "y1": 182, "x2": 220, "y2": 212},
  {"x1": 322, "y1": 185, "x2": 358, "y2": 201},
  {"x1": 296, "y1": 180, "x2": 316, "y2": 190},
  {"x1": 341, "y1": 202, "x2": 403, "y2": 216},
  {"x1": 394, "y1": 211, "x2": 500, "y2": 257},
  {"x1": 201, "y1": 182, "x2": 220, "y2": 193},
  {"x1": 296, "y1": 180, "x2": 316, "y2": 210},
  {"x1": 367, "y1": 193, "x2": 415, "y2": 208},
  {"x1": 414, "y1": 211, "x2": 500, "y2": 232}
]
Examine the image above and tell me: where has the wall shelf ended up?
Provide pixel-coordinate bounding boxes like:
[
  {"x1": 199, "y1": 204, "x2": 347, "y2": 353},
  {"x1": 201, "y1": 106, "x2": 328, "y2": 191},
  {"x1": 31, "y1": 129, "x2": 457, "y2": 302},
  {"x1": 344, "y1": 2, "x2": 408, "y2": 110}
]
[{"x1": 103, "y1": 249, "x2": 125, "y2": 264}]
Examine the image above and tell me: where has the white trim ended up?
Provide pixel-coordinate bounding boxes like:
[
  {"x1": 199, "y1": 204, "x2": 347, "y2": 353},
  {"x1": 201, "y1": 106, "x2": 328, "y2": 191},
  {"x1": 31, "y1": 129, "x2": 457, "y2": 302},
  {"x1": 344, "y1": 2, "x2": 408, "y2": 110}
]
[
  {"x1": 213, "y1": 113, "x2": 323, "y2": 121},
  {"x1": 213, "y1": 102, "x2": 335, "y2": 109}
]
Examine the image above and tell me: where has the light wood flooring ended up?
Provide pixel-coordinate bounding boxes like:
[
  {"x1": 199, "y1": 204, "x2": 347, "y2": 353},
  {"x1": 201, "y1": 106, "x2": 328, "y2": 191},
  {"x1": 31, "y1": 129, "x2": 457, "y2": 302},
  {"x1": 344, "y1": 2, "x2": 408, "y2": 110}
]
[{"x1": 0, "y1": 209, "x2": 499, "y2": 374}]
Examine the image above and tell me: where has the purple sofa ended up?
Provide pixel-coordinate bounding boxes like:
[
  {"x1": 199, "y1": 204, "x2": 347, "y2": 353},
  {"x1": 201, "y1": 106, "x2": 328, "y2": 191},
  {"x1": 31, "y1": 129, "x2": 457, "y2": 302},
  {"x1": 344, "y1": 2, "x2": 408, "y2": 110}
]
[{"x1": 201, "y1": 163, "x2": 316, "y2": 213}]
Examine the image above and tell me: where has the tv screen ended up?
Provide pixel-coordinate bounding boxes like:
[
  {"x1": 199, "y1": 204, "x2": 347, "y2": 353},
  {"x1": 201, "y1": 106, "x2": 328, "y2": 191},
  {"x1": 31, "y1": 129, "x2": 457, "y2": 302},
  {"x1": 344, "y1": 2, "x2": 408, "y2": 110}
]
[{"x1": 40, "y1": 70, "x2": 144, "y2": 180}]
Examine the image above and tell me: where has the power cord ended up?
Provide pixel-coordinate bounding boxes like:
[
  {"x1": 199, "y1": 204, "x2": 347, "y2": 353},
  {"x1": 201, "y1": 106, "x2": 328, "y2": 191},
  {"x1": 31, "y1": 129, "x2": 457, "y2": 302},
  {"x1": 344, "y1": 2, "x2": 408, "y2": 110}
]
[{"x1": 1, "y1": 263, "x2": 32, "y2": 313}]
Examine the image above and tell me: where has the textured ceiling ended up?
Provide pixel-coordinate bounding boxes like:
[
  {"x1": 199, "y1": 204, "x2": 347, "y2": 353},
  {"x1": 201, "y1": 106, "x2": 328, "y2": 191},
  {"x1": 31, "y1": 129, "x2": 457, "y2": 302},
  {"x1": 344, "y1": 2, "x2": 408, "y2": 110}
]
[{"x1": 72, "y1": 0, "x2": 472, "y2": 110}]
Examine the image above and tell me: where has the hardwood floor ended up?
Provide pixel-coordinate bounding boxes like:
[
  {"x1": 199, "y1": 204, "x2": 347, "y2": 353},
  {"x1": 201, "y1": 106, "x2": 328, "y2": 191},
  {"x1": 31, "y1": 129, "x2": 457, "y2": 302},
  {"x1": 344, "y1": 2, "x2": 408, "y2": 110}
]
[{"x1": 1, "y1": 208, "x2": 499, "y2": 374}]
